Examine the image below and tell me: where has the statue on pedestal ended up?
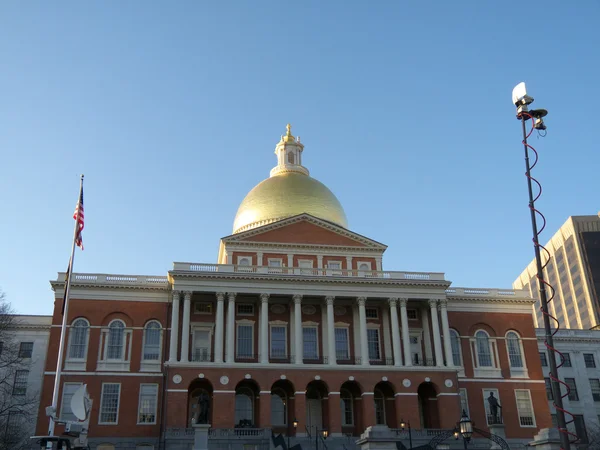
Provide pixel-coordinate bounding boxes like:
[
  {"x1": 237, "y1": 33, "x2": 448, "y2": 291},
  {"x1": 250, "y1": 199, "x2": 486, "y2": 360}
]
[
  {"x1": 487, "y1": 392, "x2": 502, "y2": 424},
  {"x1": 196, "y1": 392, "x2": 210, "y2": 425}
]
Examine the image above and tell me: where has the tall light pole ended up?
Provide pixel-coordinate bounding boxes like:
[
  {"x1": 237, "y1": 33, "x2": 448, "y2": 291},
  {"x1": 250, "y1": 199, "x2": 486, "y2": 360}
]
[{"x1": 512, "y1": 82, "x2": 571, "y2": 450}]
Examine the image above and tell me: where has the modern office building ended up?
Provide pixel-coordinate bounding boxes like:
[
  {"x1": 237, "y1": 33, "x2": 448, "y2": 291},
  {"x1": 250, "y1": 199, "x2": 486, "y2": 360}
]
[
  {"x1": 514, "y1": 215, "x2": 600, "y2": 330},
  {"x1": 36, "y1": 126, "x2": 552, "y2": 449}
]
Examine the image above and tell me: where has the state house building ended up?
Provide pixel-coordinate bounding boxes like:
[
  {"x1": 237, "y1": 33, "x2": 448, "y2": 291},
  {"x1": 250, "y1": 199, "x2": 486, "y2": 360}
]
[{"x1": 37, "y1": 126, "x2": 552, "y2": 449}]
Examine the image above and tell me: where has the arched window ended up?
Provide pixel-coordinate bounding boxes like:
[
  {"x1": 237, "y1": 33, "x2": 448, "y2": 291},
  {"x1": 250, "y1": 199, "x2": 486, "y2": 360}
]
[
  {"x1": 506, "y1": 331, "x2": 524, "y2": 368},
  {"x1": 271, "y1": 388, "x2": 287, "y2": 425},
  {"x1": 374, "y1": 389, "x2": 385, "y2": 425},
  {"x1": 238, "y1": 257, "x2": 250, "y2": 266},
  {"x1": 107, "y1": 320, "x2": 125, "y2": 360},
  {"x1": 287, "y1": 152, "x2": 295, "y2": 164},
  {"x1": 68, "y1": 318, "x2": 89, "y2": 359},
  {"x1": 142, "y1": 321, "x2": 161, "y2": 361},
  {"x1": 358, "y1": 263, "x2": 370, "y2": 270},
  {"x1": 235, "y1": 387, "x2": 254, "y2": 427},
  {"x1": 340, "y1": 389, "x2": 353, "y2": 426},
  {"x1": 450, "y1": 329, "x2": 462, "y2": 366},
  {"x1": 476, "y1": 330, "x2": 492, "y2": 367}
]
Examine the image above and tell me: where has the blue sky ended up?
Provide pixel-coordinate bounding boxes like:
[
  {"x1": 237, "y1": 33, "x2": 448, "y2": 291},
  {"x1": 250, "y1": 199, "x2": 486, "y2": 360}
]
[{"x1": 1, "y1": 2, "x2": 598, "y2": 315}]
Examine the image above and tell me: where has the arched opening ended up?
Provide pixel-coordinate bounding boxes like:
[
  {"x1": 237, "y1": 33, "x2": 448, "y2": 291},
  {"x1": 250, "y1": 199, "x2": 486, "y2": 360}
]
[
  {"x1": 235, "y1": 380, "x2": 260, "y2": 428},
  {"x1": 340, "y1": 380, "x2": 362, "y2": 436},
  {"x1": 271, "y1": 380, "x2": 295, "y2": 435},
  {"x1": 417, "y1": 382, "x2": 439, "y2": 429},
  {"x1": 374, "y1": 381, "x2": 396, "y2": 427},
  {"x1": 188, "y1": 379, "x2": 214, "y2": 426},
  {"x1": 306, "y1": 380, "x2": 328, "y2": 436},
  {"x1": 287, "y1": 152, "x2": 295, "y2": 164}
]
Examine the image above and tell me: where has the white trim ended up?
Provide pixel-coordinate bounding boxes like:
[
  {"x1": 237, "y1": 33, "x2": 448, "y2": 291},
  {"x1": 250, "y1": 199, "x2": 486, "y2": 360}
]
[
  {"x1": 236, "y1": 322, "x2": 255, "y2": 359},
  {"x1": 137, "y1": 383, "x2": 159, "y2": 425},
  {"x1": 394, "y1": 393, "x2": 418, "y2": 396},
  {"x1": 329, "y1": 391, "x2": 341, "y2": 395},
  {"x1": 214, "y1": 390, "x2": 236, "y2": 394},
  {"x1": 65, "y1": 318, "x2": 90, "y2": 371},
  {"x1": 166, "y1": 389, "x2": 187, "y2": 392},
  {"x1": 141, "y1": 320, "x2": 163, "y2": 371},
  {"x1": 366, "y1": 326, "x2": 382, "y2": 362},
  {"x1": 505, "y1": 330, "x2": 529, "y2": 378},
  {"x1": 460, "y1": 378, "x2": 544, "y2": 383},
  {"x1": 514, "y1": 389, "x2": 537, "y2": 428},
  {"x1": 99, "y1": 382, "x2": 121, "y2": 425},
  {"x1": 482, "y1": 388, "x2": 500, "y2": 426},
  {"x1": 259, "y1": 391, "x2": 271, "y2": 394},
  {"x1": 361, "y1": 392, "x2": 374, "y2": 396},
  {"x1": 45, "y1": 371, "x2": 162, "y2": 377},
  {"x1": 191, "y1": 324, "x2": 214, "y2": 362},
  {"x1": 294, "y1": 391, "x2": 306, "y2": 395},
  {"x1": 302, "y1": 325, "x2": 319, "y2": 360},
  {"x1": 269, "y1": 323, "x2": 288, "y2": 359},
  {"x1": 436, "y1": 392, "x2": 460, "y2": 396},
  {"x1": 334, "y1": 326, "x2": 350, "y2": 361}
]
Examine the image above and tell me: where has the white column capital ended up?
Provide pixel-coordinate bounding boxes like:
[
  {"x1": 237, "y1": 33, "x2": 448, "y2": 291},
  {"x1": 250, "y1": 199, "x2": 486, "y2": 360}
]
[
  {"x1": 388, "y1": 297, "x2": 398, "y2": 307},
  {"x1": 183, "y1": 291, "x2": 192, "y2": 301},
  {"x1": 438, "y1": 299, "x2": 448, "y2": 309},
  {"x1": 398, "y1": 298, "x2": 408, "y2": 308},
  {"x1": 293, "y1": 294, "x2": 303, "y2": 304},
  {"x1": 216, "y1": 292, "x2": 225, "y2": 302},
  {"x1": 227, "y1": 292, "x2": 237, "y2": 301},
  {"x1": 172, "y1": 290, "x2": 181, "y2": 301},
  {"x1": 325, "y1": 296, "x2": 335, "y2": 306},
  {"x1": 260, "y1": 293, "x2": 270, "y2": 303},
  {"x1": 428, "y1": 299, "x2": 438, "y2": 308},
  {"x1": 356, "y1": 297, "x2": 367, "y2": 307}
]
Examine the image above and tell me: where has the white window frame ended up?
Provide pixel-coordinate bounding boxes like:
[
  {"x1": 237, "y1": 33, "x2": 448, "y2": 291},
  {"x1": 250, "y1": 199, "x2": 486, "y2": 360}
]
[
  {"x1": 141, "y1": 321, "x2": 162, "y2": 372},
  {"x1": 99, "y1": 383, "x2": 121, "y2": 425},
  {"x1": 340, "y1": 388, "x2": 354, "y2": 426},
  {"x1": 302, "y1": 323, "x2": 319, "y2": 360},
  {"x1": 269, "y1": 321, "x2": 288, "y2": 359},
  {"x1": 327, "y1": 260, "x2": 342, "y2": 275},
  {"x1": 334, "y1": 324, "x2": 350, "y2": 361},
  {"x1": 60, "y1": 382, "x2": 83, "y2": 421},
  {"x1": 471, "y1": 330, "x2": 501, "y2": 378},
  {"x1": 365, "y1": 307, "x2": 378, "y2": 319},
  {"x1": 191, "y1": 324, "x2": 214, "y2": 362},
  {"x1": 514, "y1": 389, "x2": 536, "y2": 427},
  {"x1": 193, "y1": 302, "x2": 213, "y2": 315},
  {"x1": 356, "y1": 261, "x2": 372, "y2": 271},
  {"x1": 449, "y1": 329, "x2": 466, "y2": 377},
  {"x1": 236, "y1": 256, "x2": 253, "y2": 272},
  {"x1": 459, "y1": 388, "x2": 469, "y2": 416},
  {"x1": 97, "y1": 320, "x2": 132, "y2": 372},
  {"x1": 268, "y1": 258, "x2": 283, "y2": 267},
  {"x1": 236, "y1": 320, "x2": 255, "y2": 359},
  {"x1": 505, "y1": 331, "x2": 528, "y2": 378},
  {"x1": 482, "y1": 388, "x2": 500, "y2": 426},
  {"x1": 66, "y1": 318, "x2": 90, "y2": 371},
  {"x1": 137, "y1": 383, "x2": 159, "y2": 425},
  {"x1": 366, "y1": 325, "x2": 382, "y2": 361},
  {"x1": 237, "y1": 304, "x2": 255, "y2": 316}
]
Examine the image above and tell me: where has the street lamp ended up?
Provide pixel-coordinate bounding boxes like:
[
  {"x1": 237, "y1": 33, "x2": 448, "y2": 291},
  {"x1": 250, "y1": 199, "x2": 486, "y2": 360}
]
[
  {"x1": 458, "y1": 411, "x2": 473, "y2": 450},
  {"x1": 400, "y1": 419, "x2": 413, "y2": 449},
  {"x1": 315, "y1": 428, "x2": 328, "y2": 449},
  {"x1": 288, "y1": 418, "x2": 297, "y2": 450}
]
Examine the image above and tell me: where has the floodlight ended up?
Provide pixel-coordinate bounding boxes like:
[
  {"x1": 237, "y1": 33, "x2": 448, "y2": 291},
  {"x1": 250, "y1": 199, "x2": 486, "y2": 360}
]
[{"x1": 512, "y1": 82, "x2": 534, "y2": 106}]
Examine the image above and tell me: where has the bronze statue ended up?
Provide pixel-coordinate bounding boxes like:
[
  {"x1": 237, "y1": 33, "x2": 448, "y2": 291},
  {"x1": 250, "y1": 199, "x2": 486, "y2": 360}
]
[
  {"x1": 487, "y1": 392, "x2": 502, "y2": 423},
  {"x1": 196, "y1": 392, "x2": 210, "y2": 424}
]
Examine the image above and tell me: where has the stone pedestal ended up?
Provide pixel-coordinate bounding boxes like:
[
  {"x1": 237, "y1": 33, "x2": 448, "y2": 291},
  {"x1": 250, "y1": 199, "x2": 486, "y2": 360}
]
[
  {"x1": 529, "y1": 428, "x2": 562, "y2": 450},
  {"x1": 356, "y1": 425, "x2": 398, "y2": 450},
  {"x1": 488, "y1": 424, "x2": 506, "y2": 450},
  {"x1": 193, "y1": 423, "x2": 210, "y2": 450}
]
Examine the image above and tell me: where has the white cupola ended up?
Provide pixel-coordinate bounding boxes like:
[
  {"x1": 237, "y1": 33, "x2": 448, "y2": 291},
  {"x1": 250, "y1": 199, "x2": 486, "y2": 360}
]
[{"x1": 269, "y1": 124, "x2": 309, "y2": 177}]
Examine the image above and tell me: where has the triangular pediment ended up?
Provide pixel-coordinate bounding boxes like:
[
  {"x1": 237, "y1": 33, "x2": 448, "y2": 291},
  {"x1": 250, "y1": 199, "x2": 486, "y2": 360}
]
[{"x1": 221, "y1": 214, "x2": 387, "y2": 249}]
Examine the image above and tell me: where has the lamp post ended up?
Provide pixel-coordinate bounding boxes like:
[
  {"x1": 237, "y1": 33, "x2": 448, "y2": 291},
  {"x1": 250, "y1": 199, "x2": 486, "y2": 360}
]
[
  {"x1": 289, "y1": 418, "x2": 297, "y2": 450},
  {"x1": 400, "y1": 419, "x2": 412, "y2": 449},
  {"x1": 456, "y1": 410, "x2": 473, "y2": 450},
  {"x1": 315, "y1": 428, "x2": 328, "y2": 449}
]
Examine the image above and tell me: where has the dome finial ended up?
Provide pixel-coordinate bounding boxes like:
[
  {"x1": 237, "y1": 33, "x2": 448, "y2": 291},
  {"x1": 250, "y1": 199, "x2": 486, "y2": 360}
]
[{"x1": 286, "y1": 123, "x2": 292, "y2": 136}]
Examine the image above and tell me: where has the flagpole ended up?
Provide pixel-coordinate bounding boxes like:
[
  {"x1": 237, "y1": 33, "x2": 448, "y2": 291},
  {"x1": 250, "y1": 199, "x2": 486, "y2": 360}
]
[{"x1": 48, "y1": 174, "x2": 84, "y2": 437}]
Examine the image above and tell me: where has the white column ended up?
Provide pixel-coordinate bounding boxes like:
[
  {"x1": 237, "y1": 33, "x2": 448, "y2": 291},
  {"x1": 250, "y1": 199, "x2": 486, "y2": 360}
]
[
  {"x1": 226, "y1": 251, "x2": 232, "y2": 264},
  {"x1": 439, "y1": 299, "x2": 454, "y2": 367},
  {"x1": 287, "y1": 254, "x2": 294, "y2": 269},
  {"x1": 168, "y1": 291, "x2": 181, "y2": 362},
  {"x1": 429, "y1": 299, "x2": 443, "y2": 367},
  {"x1": 260, "y1": 293, "x2": 269, "y2": 363},
  {"x1": 293, "y1": 295, "x2": 303, "y2": 364},
  {"x1": 326, "y1": 296, "x2": 336, "y2": 366},
  {"x1": 399, "y1": 298, "x2": 412, "y2": 366},
  {"x1": 225, "y1": 292, "x2": 236, "y2": 363},
  {"x1": 317, "y1": 255, "x2": 324, "y2": 269},
  {"x1": 422, "y1": 306, "x2": 433, "y2": 362},
  {"x1": 388, "y1": 298, "x2": 403, "y2": 367},
  {"x1": 357, "y1": 297, "x2": 370, "y2": 366},
  {"x1": 180, "y1": 291, "x2": 192, "y2": 363},
  {"x1": 257, "y1": 251, "x2": 263, "y2": 266},
  {"x1": 375, "y1": 257, "x2": 382, "y2": 272},
  {"x1": 345, "y1": 256, "x2": 352, "y2": 272},
  {"x1": 214, "y1": 292, "x2": 225, "y2": 363}
]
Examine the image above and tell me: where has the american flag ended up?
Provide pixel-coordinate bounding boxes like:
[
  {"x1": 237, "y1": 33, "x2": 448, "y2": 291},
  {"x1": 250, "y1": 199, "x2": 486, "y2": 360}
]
[{"x1": 73, "y1": 187, "x2": 84, "y2": 250}]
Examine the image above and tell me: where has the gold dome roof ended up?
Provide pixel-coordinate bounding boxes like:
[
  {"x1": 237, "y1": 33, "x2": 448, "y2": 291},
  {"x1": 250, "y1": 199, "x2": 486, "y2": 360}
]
[{"x1": 233, "y1": 172, "x2": 348, "y2": 233}]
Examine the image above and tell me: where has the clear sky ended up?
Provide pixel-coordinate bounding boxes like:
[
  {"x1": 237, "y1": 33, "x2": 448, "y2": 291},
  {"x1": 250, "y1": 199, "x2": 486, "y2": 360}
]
[{"x1": 1, "y1": 2, "x2": 598, "y2": 315}]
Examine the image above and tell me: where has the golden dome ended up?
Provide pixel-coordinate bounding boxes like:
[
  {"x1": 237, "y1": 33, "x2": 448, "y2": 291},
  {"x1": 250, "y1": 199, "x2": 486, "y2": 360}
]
[{"x1": 233, "y1": 172, "x2": 348, "y2": 233}]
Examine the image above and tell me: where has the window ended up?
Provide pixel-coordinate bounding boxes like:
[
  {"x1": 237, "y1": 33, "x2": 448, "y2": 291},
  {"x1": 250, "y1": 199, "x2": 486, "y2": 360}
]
[
  {"x1": 12, "y1": 370, "x2": 28, "y2": 396},
  {"x1": 450, "y1": 330, "x2": 462, "y2": 366},
  {"x1": 237, "y1": 304, "x2": 254, "y2": 316},
  {"x1": 142, "y1": 321, "x2": 161, "y2": 361},
  {"x1": 237, "y1": 257, "x2": 251, "y2": 266},
  {"x1": 358, "y1": 262, "x2": 371, "y2": 271},
  {"x1": 192, "y1": 329, "x2": 211, "y2": 362},
  {"x1": 60, "y1": 383, "x2": 83, "y2": 421},
  {"x1": 367, "y1": 329, "x2": 381, "y2": 361},
  {"x1": 328, "y1": 261, "x2": 341, "y2": 270},
  {"x1": 482, "y1": 389, "x2": 500, "y2": 425},
  {"x1": 365, "y1": 308, "x2": 378, "y2": 319},
  {"x1": 99, "y1": 383, "x2": 121, "y2": 424},
  {"x1": 236, "y1": 324, "x2": 253, "y2": 358},
  {"x1": 138, "y1": 384, "x2": 158, "y2": 424},
  {"x1": 374, "y1": 389, "x2": 385, "y2": 425},
  {"x1": 515, "y1": 390, "x2": 535, "y2": 427},
  {"x1": 565, "y1": 378, "x2": 578, "y2": 401},
  {"x1": 539, "y1": 352, "x2": 548, "y2": 367},
  {"x1": 270, "y1": 326, "x2": 287, "y2": 359},
  {"x1": 68, "y1": 319, "x2": 89, "y2": 359},
  {"x1": 562, "y1": 353, "x2": 571, "y2": 367},
  {"x1": 107, "y1": 320, "x2": 125, "y2": 360},
  {"x1": 407, "y1": 309, "x2": 418, "y2": 320},
  {"x1": 544, "y1": 378, "x2": 553, "y2": 400},
  {"x1": 268, "y1": 259, "x2": 282, "y2": 267},
  {"x1": 506, "y1": 332, "x2": 524, "y2": 368},
  {"x1": 590, "y1": 379, "x2": 600, "y2": 401},
  {"x1": 235, "y1": 387, "x2": 254, "y2": 426},
  {"x1": 194, "y1": 303, "x2": 212, "y2": 314},
  {"x1": 340, "y1": 389, "x2": 353, "y2": 425},
  {"x1": 573, "y1": 415, "x2": 588, "y2": 444},
  {"x1": 584, "y1": 353, "x2": 596, "y2": 368},
  {"x1": 303, "y1": 327, "x2": 318, "y2": 359},
  {"x1": 459, "y1": 388, "x2": 469, "y2": 416},
  {"x1": 335, "y1": 327, "x2": 350, "y2": 360},
  {"x1": 287, "y1": 152, "x2": 295, "y2": 164},
  {"x1": 271, "y1": 388, "x2": 287, "y2": 425},
  {"x1": 18, "y1": 342, "x2": 33, "y2": 358},
  {"x1": 475, "y1": 331, "x2": 492, "y2": 367}
]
